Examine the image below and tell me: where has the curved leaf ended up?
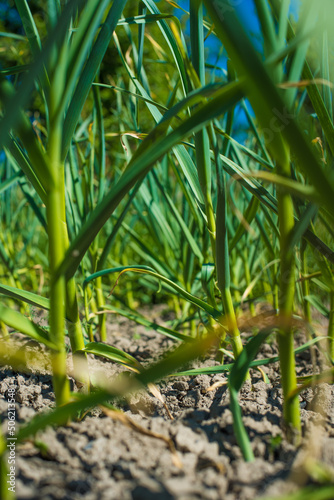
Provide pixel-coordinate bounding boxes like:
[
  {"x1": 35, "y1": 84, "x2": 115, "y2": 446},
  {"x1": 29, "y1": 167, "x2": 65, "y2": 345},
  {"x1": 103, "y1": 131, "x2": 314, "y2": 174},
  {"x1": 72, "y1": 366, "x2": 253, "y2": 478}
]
[
  {"x1": 0, "y1": 305, "x2": 56, "y2": 350},
  {"x1": 80, "y1": 341, "x2": 142, "y2": 372},
  {"x1": 84, "y1": 265, "x2": 222, "y2": 321}
]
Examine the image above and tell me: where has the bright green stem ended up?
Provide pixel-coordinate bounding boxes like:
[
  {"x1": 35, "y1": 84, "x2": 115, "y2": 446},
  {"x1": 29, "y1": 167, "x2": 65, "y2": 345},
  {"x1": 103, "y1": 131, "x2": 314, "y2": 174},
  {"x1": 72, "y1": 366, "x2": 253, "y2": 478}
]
[
  {"x1": 263, "y1": 278, "x2": 272, "y2": 305},
  {"x1": 195, "y1": 130, "x2": 216, "y2": 259},
  {"x1": 230, "y1": 251, "x2": 241, "y2": 316},
  {"x1": 328, "y1": 291, "x2": 334, "y2": 361},
  {"x1": 50, "y1": 350, "x2": 70, "y2": 406},
  {"x1": 66, "y1": 279, "x2": 86, "y2": 351},
  {"x1": 243, "y1": 248, "x2": 255, "y2": 316},
  {"x1": 276, "y1": 146, "x2": 301, "y2": 442},
  {"x1": 66, "y1": 278, "x2": 90, "y2": 390},
  {"x1": 222, "y1": 287, "x2": 244, "y2": 359},
  {"x1": 273, "y1": 262, "x2": 279, "y2": 313},
  {"x1": 223, "y1": 290, "x2": 240, "y2": 339},
  {"x1": 277, "y1": 332, "x2": 301, "y2": 438},
  {"x1": 46, "y1": 52, "x2": 70, "y2": 406},
  {"x1": 230, "y1": 334, "x2": 244, "y2": 361},
  {"x1": 47, "y1": 184, "x2": 70, "y2": 406},
  {"x1": 84, "y1": 286, "x2": 94, "y2": 343},
  {"x1": 125, "y1": 284, "x2": 135, "y2": 310},
  {"x1": 190, "y1": 317, "x2": 197, "y2": 337},
  {"x1": 48, "y1": 159, "x2": 88, "y2": 394},
  {"x1": 95, "y1": 276, "x2": 107, "y2": 342},
  {"x1": 300, "y1": 241, "x2": 312, "y2": 324},
  {"x1": 173, "y1": 296, "x2": 182, "y2": 318},
  {"x1": 48, "y1": 41, "x2": 88, "y2": 388},
  {"x1": 121, "y1": 254, "x2": 136, "y2": 310},
  {"x1": 0, "y1": 321, "x2": 7, "y2": 336},
  {"x1": 62, "y1": 221, "x2": 88, "y2": 387},
  {"x1": 62, "y1": 223, "x2": 87, "y2": 355},
  {"x1": 60, "y1": 231, "x2": 89, "y2": 388}
]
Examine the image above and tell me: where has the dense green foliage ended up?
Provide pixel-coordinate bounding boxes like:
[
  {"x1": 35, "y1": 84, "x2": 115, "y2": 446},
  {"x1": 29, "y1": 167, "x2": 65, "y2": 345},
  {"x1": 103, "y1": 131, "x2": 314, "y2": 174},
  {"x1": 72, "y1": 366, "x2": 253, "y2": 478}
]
[{"x1": 0, "y1": 2, "x2": 334, "y2": 496}]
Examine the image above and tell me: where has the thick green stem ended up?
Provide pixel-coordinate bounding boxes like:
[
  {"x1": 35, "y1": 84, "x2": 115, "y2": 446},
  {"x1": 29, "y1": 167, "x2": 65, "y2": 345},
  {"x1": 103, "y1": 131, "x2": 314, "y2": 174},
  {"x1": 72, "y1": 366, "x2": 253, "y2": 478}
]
[
  {"x1": 95, "y1": 276, "x2": 107, "y2": 342},
  {"x1": 47, "y1": 41, "x2": 88, "y2": 390},
  {"x1": 46, "y1": 186, "x2": 70, "y2": 406},
  {"x1": 276, "y1": 144, "x2": 301, "y2": 442},
  {"x1": 61, "y1": 218, "x2": 86, "y2": 353},
  {"x1": 48, "y1": 155, "x2": 88, "y2": 394},
  {"x1": 195, "y1": 130, "x2": 216, "y2": 259},
  {"x1": 66, "y1": 278, "x2": 90, "y2": 389},
  {"x1": 46, "y1": 48, "x2": 70, "y2": 405},
  {"x1": 61, "y1": 227, "x2": 89, "y2": 387},
  {"x1": 277, "y1": 330, "x2": 301, "y2": 437},
  {"x1": 222, "y1": 287, "x2": 244, "y2": 358},
  {"x1": 0, "y1": 321, "x2": 8, "y2": 336},
  {"x1": 66, "y1": 279, "x2": 86, "y2": 351}
]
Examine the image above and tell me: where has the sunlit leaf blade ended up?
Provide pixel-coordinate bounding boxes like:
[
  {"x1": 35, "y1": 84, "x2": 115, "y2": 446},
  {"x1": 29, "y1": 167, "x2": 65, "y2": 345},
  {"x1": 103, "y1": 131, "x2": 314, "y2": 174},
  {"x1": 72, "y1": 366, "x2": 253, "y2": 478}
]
[
  {"x1": 0, "y1": 284, "x2": 50, "y2": 310},
  {"x1": 80, "y1": 342, "x2": 142, "y2": 372},
  {"x1": 0, "y1": 305, "x2": 56, "y2": 350}
]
